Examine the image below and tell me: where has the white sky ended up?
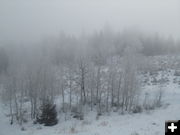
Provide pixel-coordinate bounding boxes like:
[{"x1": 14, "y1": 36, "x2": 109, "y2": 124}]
[{"x1": 0, "y1": 0, "x2": 179, "y2": 43}]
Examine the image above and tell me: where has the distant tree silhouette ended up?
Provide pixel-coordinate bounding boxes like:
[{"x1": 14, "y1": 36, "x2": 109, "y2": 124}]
[{"x1": 0, "y1": 47, "x2": 8, "y2": 74}]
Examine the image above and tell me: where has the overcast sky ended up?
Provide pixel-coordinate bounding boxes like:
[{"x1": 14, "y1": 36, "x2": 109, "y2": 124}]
[{"x1": 0, "y1": 0, "x2": 179, "y2": 43}]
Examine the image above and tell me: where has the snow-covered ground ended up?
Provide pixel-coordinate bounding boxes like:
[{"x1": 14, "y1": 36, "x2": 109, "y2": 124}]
[{"x1": 0, "y1": 71, "x2": 180, "y2": 135}]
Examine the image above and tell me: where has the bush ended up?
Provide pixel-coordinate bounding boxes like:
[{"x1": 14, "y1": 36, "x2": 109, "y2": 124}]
[
  {"x1": 37, "y1": 99, "x2": 58, "y2": 126},
  {"x1": 21, "y1": 127, "x2": 26, "y2": 131},
  {"x1": 73, "y1": 113, "x2": 84, "y2": 120},
  {"x1": 132, "y1": 105, "x2": 142, "y2": 113}
]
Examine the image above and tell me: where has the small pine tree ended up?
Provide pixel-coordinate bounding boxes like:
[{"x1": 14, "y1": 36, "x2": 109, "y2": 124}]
[{"x1": 37, "y1": 99, "x2": 58, "y2": 126}]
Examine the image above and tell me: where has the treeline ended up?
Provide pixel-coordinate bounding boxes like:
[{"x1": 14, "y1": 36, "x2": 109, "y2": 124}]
[{"x1": 0, "y1": 29, "x2": 178, "y2": 125}]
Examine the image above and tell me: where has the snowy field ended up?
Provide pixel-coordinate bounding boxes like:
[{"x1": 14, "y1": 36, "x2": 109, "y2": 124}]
[{"x1": 0, "y1": 70, "x2": 180, "y2": 135}]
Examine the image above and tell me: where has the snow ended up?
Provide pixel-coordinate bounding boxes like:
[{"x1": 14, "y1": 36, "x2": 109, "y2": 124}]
[
  {"x1": 0, "y1": 71, "x2": 180, "y2": 135},
  {"x1": 0, "y1": 106, "x2": 24, "y2": 135}
]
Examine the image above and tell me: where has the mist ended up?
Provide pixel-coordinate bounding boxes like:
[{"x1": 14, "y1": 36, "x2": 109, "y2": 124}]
[
  {"x1": 0, "y1": 0, "x2": 179, "y2": 43},
  {"x1": 1, "y1": 1, "x2": 180, "y2": 135}
]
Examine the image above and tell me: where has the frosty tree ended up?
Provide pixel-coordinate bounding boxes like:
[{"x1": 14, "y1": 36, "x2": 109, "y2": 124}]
[{"x1": 37, "y1": 99, "x2": 58, "y2": 126}]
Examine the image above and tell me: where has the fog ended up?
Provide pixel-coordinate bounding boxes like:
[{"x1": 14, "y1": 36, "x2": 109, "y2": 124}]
[
  {"x1": 0, "y1": 0, "x2": 179, "y2": 43},
  {"x1": 1, "y1": 1, "x2": 180, "y2": 133}
]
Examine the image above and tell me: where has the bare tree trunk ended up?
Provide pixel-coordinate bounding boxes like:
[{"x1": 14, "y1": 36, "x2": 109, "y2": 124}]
[
  {"x1": 14, "y1": 94, "x2": 19, "y2": 121},
  {"x1": 111, "y1": 76, "x2": 114, "y2": 107},
  {"x1": 98, "y1": 91, "x2": 102, "y2": 114},
  {"x1": 106, "y1": 83, "x2": 110, "y2": 113},
  {"x1": 19, "y1": 90, "x2": 23, "y2": 125},
  {"x1": 33, "y1": 97, "x2": 37, "y2": 119},
  {"x1": 9, "y1": 93, "x2": 13, "y2": 125},
  {"x1": 81, "y1": 71, "x2": 86, "y2": 105},
  {"x1": 90, "y1": 87, "x2": 93, "y2": 111},
  {"x1": 79, "y1": 58, "x2": 87, "y2": 106},
  {"x1": 69, "y1": 77, "x2": 72, "y2": 111},
  {"x1": 117, "y1": 73, "x2": 122, "y2": 110},
  {"x1": 96, "y1": 66, "x2": 101, "y2": 104},
  {"x1": 62, "y1": 84, "x2": 65, "y2": 113}
]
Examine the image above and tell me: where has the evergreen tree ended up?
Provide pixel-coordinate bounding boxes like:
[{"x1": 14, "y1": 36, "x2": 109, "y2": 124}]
[{"x1": 37, "y1": 99, "x2": 58, "y2": 126}]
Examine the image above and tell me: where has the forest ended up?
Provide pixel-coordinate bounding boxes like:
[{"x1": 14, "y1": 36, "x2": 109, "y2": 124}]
[{"x1": 0, "y1": 29, "x2": 179, "y2": 127}]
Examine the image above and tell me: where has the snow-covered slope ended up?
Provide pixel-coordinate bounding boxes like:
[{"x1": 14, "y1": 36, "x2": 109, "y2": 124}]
[{"x1": 0, "y1": 71, "x2": 180, "y2": 135}]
